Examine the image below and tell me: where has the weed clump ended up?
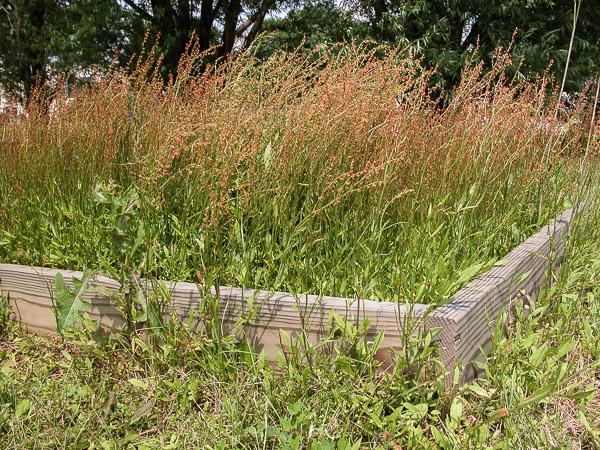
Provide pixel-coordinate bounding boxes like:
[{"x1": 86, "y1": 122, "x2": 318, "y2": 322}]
[{"x1": 0, "y1": 46, "x2": 597, "y2": 303}]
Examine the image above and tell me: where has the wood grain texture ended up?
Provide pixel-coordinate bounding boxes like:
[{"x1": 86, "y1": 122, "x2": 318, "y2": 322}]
[
  {"x1": 0, "y1": 208, "x2": 576, "y2": 383},
  {"x1": 436, "y1": 207, "x2": 575, "y2": 380}
]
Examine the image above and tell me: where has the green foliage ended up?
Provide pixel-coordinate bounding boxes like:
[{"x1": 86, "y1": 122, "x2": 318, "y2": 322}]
[
  {"x1": 52, "y1": 0, "x2": 141, "y2": 71},
  {"x1": 0, "y1": 294, "x2": 9, "y2": 334},
  {"x1": 0, "y1": 0, "x2": 135, "y2": 101},
  {"x1": 259, "y1": 1, "x2": 365, "y2": 55},
  {"x1": 119, "y1": 0, "x2": 289, "y2": 79},
  {"x1": 53, "y1": 271, "x2": 91, "y2": 333},
  {"x1": 48, "y1": 182, "x2": 166, "y2": 336},
  {"x1": 258, "y1": 0, "x2": 600, "y2": 92},
  {"x1": 91, "y1": 182, "x2": 165, "y2": 336},
  {"x1": 2, "y1": 0, "x2": 598, "y2": 101},
  {"x1": 0, "y1": 191, "x2": 599, "y2": 447},
  {"x1": 0, "y1": 11, "x2": 597, "y2": 444}
]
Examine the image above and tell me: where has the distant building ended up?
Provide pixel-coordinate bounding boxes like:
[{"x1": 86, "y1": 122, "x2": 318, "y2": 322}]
[
  {"x1": 0, "y1": 87, "x2": 8, "y2": 111},
  {"x1": 0, "y1": 87, "x2": 23, "y2": 115}
]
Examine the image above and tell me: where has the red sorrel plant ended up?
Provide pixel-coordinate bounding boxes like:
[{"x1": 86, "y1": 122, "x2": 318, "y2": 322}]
[{"x1": 0, "y1": 45, "x2": 597, "y2": 304}]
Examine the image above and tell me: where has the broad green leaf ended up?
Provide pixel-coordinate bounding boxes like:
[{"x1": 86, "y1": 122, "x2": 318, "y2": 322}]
[
  {"x1": 453, "y1": 366, "x2": 460, "y2": 385},
  {"x1": 263, "y1": 141, "x2": 272, "y2": 169},
  {"x1": 430, "y1": 424, "x2": 450, "y2": 446},
  {"x1": 456, "y1": 262, "x2": 484, "y2": 285},
  {"x1": 287, "y1": 400, "x2": 302, "y2": 416},
  {"x1": 53, "y1": 272, "x2": 91, "y2": 333},
  {"x1": 450, "y1": 397, "x2": 463, "y2": 423},
  {"x1": 514, "y1": 270, "x2": 533, "y2": 285},
  {"x1": 555, "y1": 340, "x2": 575, "y2": 359},
  {"x1": 367, "y1": 410, "x2": 383, "y2": 428},
  {"x1": 529, "y1": 343, "x2": 549, "y2": 367},
  {"x1": 467, "y1": 383, "x2": 493, "y2": 398},
  {"x1": 133, "y1": 288, "x2": 148, "y2": 323},
  {"x1": 15, "y1": 399, "x2": 30, "y2": 418},
  {"x1": 576, "y1": 410, "x2": 597, "y2": 436},
  {"x1": 523, "y1": 383, "x2": 556, "y2": 406},
  {"x1": 558, "y1": 389, "x2": 596, "y2": 401},
  {"x1": 520, "y1": 332, "x2": 537, "y2": 349},
  {"x1": 401, "y1": 402, "x2": 428, "y2": 420},
  {"x1": 127, "y1": 378, "x2": 150, "y2": 390}
]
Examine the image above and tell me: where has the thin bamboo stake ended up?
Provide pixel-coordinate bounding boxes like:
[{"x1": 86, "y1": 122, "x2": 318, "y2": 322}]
[{"x1": 558, "y1": 0, "x2": 582, "y2": 105}]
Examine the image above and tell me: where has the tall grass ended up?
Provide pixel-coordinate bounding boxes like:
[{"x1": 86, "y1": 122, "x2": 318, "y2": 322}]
[{"x1": 0, "y1": 45, "x2": 597, "y2": 303}]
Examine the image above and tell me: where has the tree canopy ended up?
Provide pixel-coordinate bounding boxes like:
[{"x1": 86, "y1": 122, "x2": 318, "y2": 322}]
[
  {"x1": 262, "y1": 0, "x2": 600, "y2": 92},
  {"x1": 0, "y1": 0, "x2": 598, "y2": 101}
]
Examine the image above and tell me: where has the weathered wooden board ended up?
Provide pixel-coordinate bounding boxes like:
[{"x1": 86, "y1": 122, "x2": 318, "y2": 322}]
[
  {"x1": 434, "y1": 207, "x2": 574, "y2": 380},
  {"x1": 0, "y1": 264, "x2": 444, "y2": 370},
  {"x1": 0, "y1": 208, "x2": 576, "y2": 383}
]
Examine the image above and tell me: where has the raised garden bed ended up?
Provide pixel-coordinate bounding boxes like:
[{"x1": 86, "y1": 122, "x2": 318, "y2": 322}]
[{"x1": 0, "y1": 208, "x2": 576, "y2": 383}]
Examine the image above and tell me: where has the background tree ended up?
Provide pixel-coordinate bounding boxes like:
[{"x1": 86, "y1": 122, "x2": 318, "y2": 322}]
[
  {"x1": 0, "y1": 0, "x2": 135, "y2": 102},
  {"x1": 121, "y1": 0, "x2": 288, "y2": 78},
  {"x1": 0, "y1": 0, "x2": 57, "y2": 102},
  {"x1": 1, "y1": 0, "x2": 599, "y2": 100},
  {"x1": 258, "y1": 1, "x2": 363, "y2": 55},
  {"x1": 258, "y1": 0, "x2": 600, "y2": 92}
]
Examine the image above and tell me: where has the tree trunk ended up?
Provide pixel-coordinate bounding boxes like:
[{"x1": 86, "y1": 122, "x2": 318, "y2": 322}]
[
  {"x1": 21, "y1": 0, "x2": 48, "y2": 103},
  {"x1": 219, "y1": 0, "x2": 242, "y2": 57},
  {"x1": 198, "y1": 0, "x2": 215, "y2": 52},
  {"x1": 242, "y1": 0, "x2": 275, "y2": 49}
]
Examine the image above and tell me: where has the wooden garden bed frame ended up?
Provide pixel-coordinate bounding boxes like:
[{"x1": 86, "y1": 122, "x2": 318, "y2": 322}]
[{"x1": 0, "y1": 208, "x2": 576, "y2": 383}]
